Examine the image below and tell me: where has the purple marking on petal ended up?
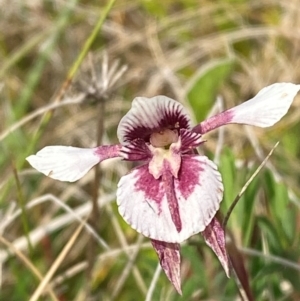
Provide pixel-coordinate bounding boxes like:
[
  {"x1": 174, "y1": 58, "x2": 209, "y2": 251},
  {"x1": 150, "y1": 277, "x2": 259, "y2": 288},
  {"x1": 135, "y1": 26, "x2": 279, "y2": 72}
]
[
  {"x1": 120, "y1": 139, "x2": 151, "y2": 161},
  {"x1": 134, "y1": 161, "x2": 182, "y2": 232},
  {"x1": 117, "y1": 96, "x2": 191, "y2": 143},
  {"x1": 148, "y1": 140, "x2": 181, "y2": 179},
  {"x1": 94, "y1": 144, "x2": 122, "y2": 160},
  {"x1": 179, "y1": 129, "x2": 203, "y2": 151},
  {"x1": 134, "y1": 164, "x2": 164, "y2": 206},
  {"x1": 117, "y1": 155, "x2": 223, "y2": 242},
  {"x1": 202, "y1": 217, "x2": 230, "y2": 277},
  {"x1": 151, "y1": 239, "x2": 182, "y2": 295},
  {"x1": 192, "y1": 110, "x2": 234, "y2": 134},
  {"x1": 162, "y1": 162, "x2": 182, "y2": 232},
  {"x1": 176, "y1": 156, "x2": 204, "y2": 199}
]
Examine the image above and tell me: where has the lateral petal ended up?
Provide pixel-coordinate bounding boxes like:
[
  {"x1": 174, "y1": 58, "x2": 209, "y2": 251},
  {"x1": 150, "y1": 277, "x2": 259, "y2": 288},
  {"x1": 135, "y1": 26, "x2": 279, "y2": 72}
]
[
  {"x1": 117, "y1": 96, "x2": 191, "y2": 143},
  {"x1": 151, "y1": 239, "x2": 182, "y2": 294},
  {"x1": 194, "y1": 83, "x2": 300, "y2": 134},
  {"x1": 120, "y1": 139, "x2": 151, "y2": 161},
  {"x1": 116, "y1": 156, "x2": 223, "y2": 243},
  {"x1": 202, "y1": 217, "x2": 230, "y2": 277},
  {"x1": 179, "y1": 129, "x2": 203, "y2": 151},
  {"x1": 229, "y1": 83, "x2": 300, "y2": 127},
  {"x1": 26, "y1": 144, "x2": 121, "y2": 182}
]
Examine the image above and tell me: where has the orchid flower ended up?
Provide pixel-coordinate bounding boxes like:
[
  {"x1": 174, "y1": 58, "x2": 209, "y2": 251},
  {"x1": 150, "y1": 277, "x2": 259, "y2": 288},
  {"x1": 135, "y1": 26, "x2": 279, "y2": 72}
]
[{"x1": 27, "y1": 83, "x2": 300, "y2": 294}]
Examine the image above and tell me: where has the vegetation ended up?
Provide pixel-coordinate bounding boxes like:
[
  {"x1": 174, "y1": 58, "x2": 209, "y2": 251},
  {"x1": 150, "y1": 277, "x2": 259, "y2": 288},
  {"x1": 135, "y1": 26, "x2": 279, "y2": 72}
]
[{"x1": 1, "y1": 0, "x2": 300, "y2": 300}]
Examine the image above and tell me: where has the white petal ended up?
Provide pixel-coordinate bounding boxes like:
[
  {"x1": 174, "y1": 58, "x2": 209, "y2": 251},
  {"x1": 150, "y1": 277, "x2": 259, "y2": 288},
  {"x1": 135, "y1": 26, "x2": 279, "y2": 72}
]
[
  {"x1": 116, "y1": 156, "x2": 223, "y2": 243},
  {"x1": 117, "y1": 96, "x2": 191, "y2": 143},
  {"x1": 229, "y1": 83, "x2": 300, "y2": 127},
  {"x1": 26, "y1": 146, "x2": 101, "y2": 182}
]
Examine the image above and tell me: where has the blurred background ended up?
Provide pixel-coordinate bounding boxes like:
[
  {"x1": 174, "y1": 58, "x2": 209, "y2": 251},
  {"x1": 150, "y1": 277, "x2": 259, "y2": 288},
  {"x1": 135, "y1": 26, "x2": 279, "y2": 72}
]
[{"x1": 1, "y1": 0, "x2": 300, "y2": 300}]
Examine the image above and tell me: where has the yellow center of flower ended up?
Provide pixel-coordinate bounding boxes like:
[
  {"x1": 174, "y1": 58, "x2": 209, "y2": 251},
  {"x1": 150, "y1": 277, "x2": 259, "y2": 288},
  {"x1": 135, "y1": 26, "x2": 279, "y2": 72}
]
[{"x1": 150, "y1": 129, "x2": 178, "y2": 148}]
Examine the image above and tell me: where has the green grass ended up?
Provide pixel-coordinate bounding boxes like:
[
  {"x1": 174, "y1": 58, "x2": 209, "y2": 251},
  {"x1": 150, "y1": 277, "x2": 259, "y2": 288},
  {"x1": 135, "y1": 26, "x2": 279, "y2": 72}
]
[{"x1": 1, "y1": 0, "x2": 300, "y2": 300}]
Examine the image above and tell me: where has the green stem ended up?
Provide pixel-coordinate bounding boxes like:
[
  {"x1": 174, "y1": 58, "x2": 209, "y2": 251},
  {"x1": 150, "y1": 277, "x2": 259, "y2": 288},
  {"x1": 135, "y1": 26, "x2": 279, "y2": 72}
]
[{"x1": 67, "y1": 0, "x2": 117, "y2": 81}]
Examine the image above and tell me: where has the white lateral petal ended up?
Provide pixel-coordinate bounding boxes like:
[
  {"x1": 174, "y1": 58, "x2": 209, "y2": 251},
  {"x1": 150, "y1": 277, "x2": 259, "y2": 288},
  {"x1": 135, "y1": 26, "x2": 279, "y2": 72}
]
[
  {"x1": 26, "y1": 146, "x2": 101, "y2": 182},
  {"x1": 117, "y1": 96, "x2": 191, "y2": 143},
  {"x1": 117, "y1": 156, "x2": 223, "y2": 243},
  {"x1": 229, "y1": 83, "x2": 300, "y2": 127}
]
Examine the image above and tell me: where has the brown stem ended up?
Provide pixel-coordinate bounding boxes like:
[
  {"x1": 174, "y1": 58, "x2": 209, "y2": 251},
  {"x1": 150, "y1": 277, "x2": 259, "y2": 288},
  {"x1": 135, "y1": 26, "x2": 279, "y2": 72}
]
[{"x1": 86, "y1": 95, "x2": 106, "y2": 294}]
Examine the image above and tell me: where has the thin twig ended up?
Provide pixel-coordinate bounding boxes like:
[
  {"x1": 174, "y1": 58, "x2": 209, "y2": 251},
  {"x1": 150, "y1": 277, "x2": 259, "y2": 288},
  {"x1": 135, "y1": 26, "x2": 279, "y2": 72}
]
[
  {"x1": 65, "y1": 0, "x2": 117, "y2": 85},
  {"x1": 106, "y1": 203, "x2": 147, "y2": 295},
  {"x1": 111, "y1": 235, "x2": 144, "y2": 300},
  {"x1": 29, "y1": 219, "x2": 86, "y2": 301},
  {"x1": 147, "y1": 22, "x2": 184, "y2": 102},
  {"x1": 231, "y1": 268, "x2": 249, "y2": 301},
  {"x1": 240, "y1": 246, "x2": 300, "y2": 272},
  {"x1": 51, "y1": 242, "x2": 152, "y2": 287},
  {"x1": 145, "y1": 264, "x2": 162, "y2": 301},
  {"x1": 245, "y1": 126, "x2": 281, "y2": 181},
  {"x1": 0, "y1": 193, "x2": 114, "y2": 263},
  {"x1": 86, "y1": 54, "x2": 107, "y2": 293},
  {"x1": 10, "y1": 157, "x2": 33, "y2": 255},
  {"x1": 0, "y1": 235, "x2": 59, "y2": 301},
  {"x1": 49, "y1": 240, "x2": 300, "y2": 289},
  {"x1": 3, "y1": 181, "x2": 111, "y2": 278},
  {"x1": 223, "y1": 141, "x2": 279, "y2": 228},
  {"x1": 0, "y1": 95, "x2": 85, "y2": 142}
]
